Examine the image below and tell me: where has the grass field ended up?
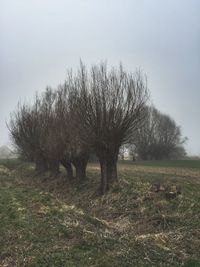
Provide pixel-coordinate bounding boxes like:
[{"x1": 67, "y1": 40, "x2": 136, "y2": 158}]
[
  {"x1": 120, "y1": 160, "x2": 200, "y2": 169},
  {"x1": 0, "y1": 159, "x2": 200, "y2": 266}
]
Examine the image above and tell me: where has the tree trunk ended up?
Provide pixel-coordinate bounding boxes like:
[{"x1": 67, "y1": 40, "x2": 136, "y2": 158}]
[
  {"x1": 100, "y1": 160, "x2": 109, "y2": 194},
  {"x1": 48, "y1": 160, "x2": 60, "y2": 176},
  {"x1": 35, "y1": 158, "x2": 48, "y2": 173},
  {"x1": 60, "y1": 159, "x2": 73, "y2": 179},
  {"x1": 72, "y1": 156, "x2": 88, "y2": 180},
  {"x1": 98, "y1": 150, "x2": 119, "y2": 194},
  {"x1": 99, "y1": 159, "x2": 117, "y2": 194},
  {"x1": 111, "y1": 161, "x2": 118, "y2": 181},
  {"x1": 75, "y1": 163, "x2": 86, "y2": 180}
]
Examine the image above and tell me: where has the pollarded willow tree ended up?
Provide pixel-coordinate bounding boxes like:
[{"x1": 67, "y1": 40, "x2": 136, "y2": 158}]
[
  {"x1": 8, "y1": 88, "x2": 57, "y2": 173},
  {"x1": 71, "y1": 63, "x2": 149, "y2": 193},
  {"x1": 9, "y1": 86, "x2": 90, "y2": 178},
  {"x1": 55, "y1": 83, "x2": 90, "y2": 180},
  {"x1": 8, "y1": 62, "x2": 149, "y2": 194},
  {"x1": 8, "y1": 101, "x2": 49, "y2": 172},
  {"x1": 38, "y1": 88, "x2": 62, "y2": 175}
]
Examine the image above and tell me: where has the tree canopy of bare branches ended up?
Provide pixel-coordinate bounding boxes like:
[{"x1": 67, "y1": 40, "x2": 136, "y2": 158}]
[
  {"x1": 133, "y1": 106, "x2": 187, "y2": 160},
  {"x1": 9, "y1": 62, "x2": 150, "y2": 194},
  {"x1": 69, "y1": 63, "x2": 149, "y2": 193}
]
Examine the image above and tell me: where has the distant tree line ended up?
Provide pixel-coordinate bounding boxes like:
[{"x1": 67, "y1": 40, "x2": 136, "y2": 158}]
[
  {"x1": 8, "y1": 62, "x2": 186, "y2": 194},
  {"x1": 129, "y1": 106, "x2": 187, "y2": 160}
]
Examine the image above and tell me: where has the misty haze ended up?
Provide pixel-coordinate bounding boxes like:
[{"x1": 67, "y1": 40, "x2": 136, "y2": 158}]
[{"x1": 0, "y1": 1, "x2": 200, "y2": 266}]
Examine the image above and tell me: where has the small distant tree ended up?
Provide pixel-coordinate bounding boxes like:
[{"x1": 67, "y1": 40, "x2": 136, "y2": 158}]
[
  {"x1": 169, "y1": 145, "x2": 187, "y2": 159},
  {"x1": 119, "y1": 145, "x2": 126, "y2": 160},
  {"x1": 128, "y1": 144, "x2": 137, "y2": 161},
  {"x1": 132, "y1": 106, "x2": 157, "y2": 160},
  {"x1": 133, "y1": 106, "x2": 187, "y2": 160}
]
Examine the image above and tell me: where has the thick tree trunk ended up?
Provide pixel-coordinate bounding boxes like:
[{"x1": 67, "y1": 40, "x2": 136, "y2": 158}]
[
  {"x1": 111, "y1": 161, "x2": 118, "y2": 181},
  {"x1": 75, "y1": 163, "x2": 86, "y2": 180},
  {"x1": 111, "y1": 152, "x2": 118, "y2": 181},
  {"x1": 48, "y1": 160, "x2": 60, "y2": 176},
  {"x1": 99, "y1": 160, "x2": 116, "y2": 194},
  {"x1": 35, "y1": 158, "x2": 48, "y2": 173},
  {"x1": 98, "y1": 150, "x2": 119, "y2": 194},
  {"x1": 60, "y1": 159, "x2": 73, "y2": 179},
  {"x1": 72, "y1": 156, "x2": 88, "y2": 180},
  {"x1": 100, "y1": 160, "x2": 109, "y2": 194}
]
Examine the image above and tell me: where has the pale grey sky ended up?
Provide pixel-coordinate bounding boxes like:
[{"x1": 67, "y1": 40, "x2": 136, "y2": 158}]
[{"x1": 0, "y1": 0, "x2": 200, "y2": 155}]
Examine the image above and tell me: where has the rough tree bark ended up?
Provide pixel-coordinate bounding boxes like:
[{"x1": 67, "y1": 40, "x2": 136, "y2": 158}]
[
  {"x1": 72, "y1": 156, "x2": 88, "y2": 180},
  {"x1": 35, "y1": 157, "x2": 49, "y2": 173},
  {"x1": 60, "y1": 159, "x2": 74, "y2": 179},
  {"x1": 48, "y1": 160, "x2": 60, "y2": 176},
  {"x1": 98, "y1": 149, "x2": 119, "y2": 194}
]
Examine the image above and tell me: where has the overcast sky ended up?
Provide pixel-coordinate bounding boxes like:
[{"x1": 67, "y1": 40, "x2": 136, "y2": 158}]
[{"x1": 0, "y1": 0, "x2": 200, "y2": 155}]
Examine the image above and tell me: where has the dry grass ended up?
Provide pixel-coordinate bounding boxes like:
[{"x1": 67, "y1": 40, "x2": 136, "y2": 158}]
[{"x1": 0, "y1": 160, "x2": 200, "y2": 266}]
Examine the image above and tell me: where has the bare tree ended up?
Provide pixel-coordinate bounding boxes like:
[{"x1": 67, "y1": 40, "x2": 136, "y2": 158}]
[
  {"x1": 132, "y1": 106, "x2": 157, "y2": 160},
  {"x1": 8, "y1": 88, "x2": 60, "y2": 174},
  {"x1": 9, "y1": 85, "x2": 90, "y2": 178},
  {"x1": 133, "y1": 106, "x2": 187, "y2": 160},
  {"x1": 128, "y1": 144, "x2": 137, "y2": 161},
  {"x1": 38, "y1": 88, "x2": 61, "y2": 175},
  {"x1": 55, "y1": 83, "x2": 90, "y2": 180},
  {"x1": 9, "y1": 62, "x2": 149, "y2": 192},
  {"x1": 119, "y1": 145, "x2": 126, "y2": 160},
  {"x1": 8, "y1": 101, "x2": 49, "y2": 172},
  {"x1": 71, "y1": 63, "x2": 149, "y2": 193}
]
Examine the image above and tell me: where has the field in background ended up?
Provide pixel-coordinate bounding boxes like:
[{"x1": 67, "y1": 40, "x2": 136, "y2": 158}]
[
  {"x1": 120, "y1": 159, "x2": 200, "y2": 169},
  {"x1": 0, "y1": 159, "x2": 200, "y2": 267}
]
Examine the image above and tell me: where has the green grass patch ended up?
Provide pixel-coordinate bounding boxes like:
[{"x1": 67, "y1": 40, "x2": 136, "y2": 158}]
[
  {"x1": 118, "y1": 159, "x2": 200, "y2": 169},
  {"x1": 0, "y1": 158, "x2": 22, "y2": 169}
]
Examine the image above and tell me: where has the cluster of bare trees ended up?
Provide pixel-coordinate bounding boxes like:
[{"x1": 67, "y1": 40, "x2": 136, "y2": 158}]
[
  {"x1": 9, "y1": 63, "x2": 149, "y2": 193},
  {"x1": 131, "y1": 106, "x2": 187, "y2": 160}
]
